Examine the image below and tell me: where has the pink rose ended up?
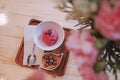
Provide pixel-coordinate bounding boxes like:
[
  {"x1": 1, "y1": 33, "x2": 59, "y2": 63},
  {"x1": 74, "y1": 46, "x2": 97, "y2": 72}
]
[{"x1": 95, "y1": 0, "x2": 120, "y2": 40}]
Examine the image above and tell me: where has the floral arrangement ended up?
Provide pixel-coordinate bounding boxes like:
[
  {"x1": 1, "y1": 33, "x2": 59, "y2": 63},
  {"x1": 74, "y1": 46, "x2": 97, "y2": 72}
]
[{"x1": 56, "y1": 0, "x2": 120, "y2": 80}]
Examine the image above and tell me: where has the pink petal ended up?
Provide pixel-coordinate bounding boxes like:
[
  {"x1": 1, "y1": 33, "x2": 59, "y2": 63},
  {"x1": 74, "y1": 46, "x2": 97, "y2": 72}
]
[{"x1": 27, "y1": 70, "x2": 44, "y2": 80}]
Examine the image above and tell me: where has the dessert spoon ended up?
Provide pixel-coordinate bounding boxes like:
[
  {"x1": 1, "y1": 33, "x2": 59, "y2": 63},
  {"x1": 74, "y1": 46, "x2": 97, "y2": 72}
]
[{"x1": 27, "y1": 43, "x2": 36, "y2": 66}]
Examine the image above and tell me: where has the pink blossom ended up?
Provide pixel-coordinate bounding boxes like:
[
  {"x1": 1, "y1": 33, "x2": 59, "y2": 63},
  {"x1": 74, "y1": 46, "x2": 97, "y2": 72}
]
[
  {"x1": 66, "y1": 30, "x2": 97, "y2": 55},
  {"x1": 65, "y1": 30, "x2": 108, "y2": 80},
  {"x1": 95, "y1": 0, "x2": 120, "y2": 40},
  {"x1": 79, "y1": 65, "x2": 98, "y2": 80},
  {"x1": 98, "y1": 72, "x2": 109, "y2": 80},
  {"x1": 66, "y1": 30, "x2": 98, "y2": 65},
  {"x1": 78, "y1": 63, "x2": 108, "y2": 80},
  {"x1": 27, "y1": 70, "x2": 44, "y2": 80}
]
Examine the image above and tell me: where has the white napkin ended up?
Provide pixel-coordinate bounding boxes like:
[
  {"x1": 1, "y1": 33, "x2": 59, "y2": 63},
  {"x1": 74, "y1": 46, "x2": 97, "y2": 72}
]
[{"x1": 23, "y1": 25, "x2": 44, "y2": 65}]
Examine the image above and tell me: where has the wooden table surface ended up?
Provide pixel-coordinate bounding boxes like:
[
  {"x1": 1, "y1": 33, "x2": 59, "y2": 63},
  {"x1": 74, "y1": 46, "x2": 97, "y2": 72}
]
[{"x1": 0, "y1": 0, "x2": 119, "y2": 80}]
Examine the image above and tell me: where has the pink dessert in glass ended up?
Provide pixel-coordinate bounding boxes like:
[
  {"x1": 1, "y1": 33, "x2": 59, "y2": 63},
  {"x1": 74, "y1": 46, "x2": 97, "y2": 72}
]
[{"x1": 41, "y1": 28, "x2": 58, "y2": 46}]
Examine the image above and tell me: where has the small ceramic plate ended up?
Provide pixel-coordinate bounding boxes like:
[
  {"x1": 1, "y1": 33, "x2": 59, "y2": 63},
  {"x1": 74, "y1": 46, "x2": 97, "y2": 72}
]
[
  {"x1": 33, "y1": 21, "x2": 64, "y2": 51},
  {"x1": 40, "y1": 52, "x2": 63, "y2": 71}
]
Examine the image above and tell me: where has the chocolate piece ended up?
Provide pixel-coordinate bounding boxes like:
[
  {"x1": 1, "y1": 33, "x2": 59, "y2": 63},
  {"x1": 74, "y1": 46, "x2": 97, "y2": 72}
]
[
  {"x1": 44, "y1": 55, "x2": 49, "y2": 59},
  {"x1": 53, "y1": 60, "x2": 57, "y2": 65},
  {"x1": 50, "y1": 59, "x2": 54, "y2": 63},
  {"x1": 53, "y1": 57, "x2": 56, "y2": 61},
  {"x1": 49, "y1": 56, "x2": 53, "y2": 59},
  {"x1": 46, "y1": 59, "x2": 49, "y2": 63},
  {"x1": 48, "y1": 62, "x2": 52, "y2": 65}
]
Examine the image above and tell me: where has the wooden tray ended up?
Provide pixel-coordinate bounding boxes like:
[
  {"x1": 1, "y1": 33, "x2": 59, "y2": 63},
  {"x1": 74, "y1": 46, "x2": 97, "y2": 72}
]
[{"x1": 15, "y1": 19, "x2": 70, "y2": 76}]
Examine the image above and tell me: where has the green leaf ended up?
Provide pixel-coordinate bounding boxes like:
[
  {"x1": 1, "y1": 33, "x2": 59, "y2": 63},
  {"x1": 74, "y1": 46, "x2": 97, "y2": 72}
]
[
  {"x1": 94, "y1": 60, "x2": 106, "y2": 73},
  {"x1": 116, "y1": 63, "x2": 120, "y2": 71},
  {"x1": 95, "y1": 39, "x2": 108, "y2": 49},
  {"x1": 95, "y1": 39, "x2": 103, "y2": 49}
]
